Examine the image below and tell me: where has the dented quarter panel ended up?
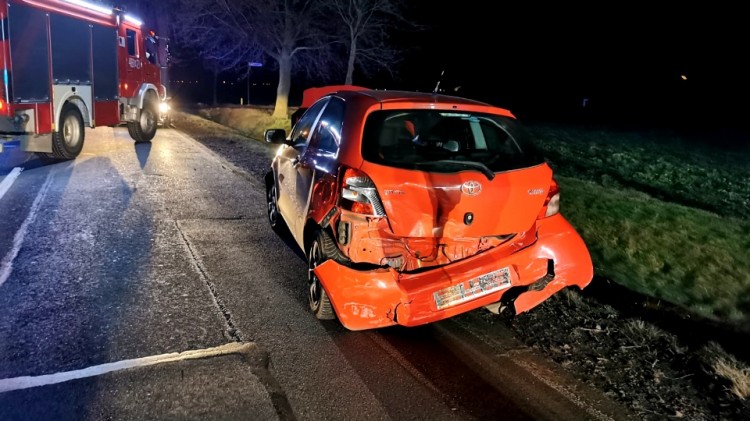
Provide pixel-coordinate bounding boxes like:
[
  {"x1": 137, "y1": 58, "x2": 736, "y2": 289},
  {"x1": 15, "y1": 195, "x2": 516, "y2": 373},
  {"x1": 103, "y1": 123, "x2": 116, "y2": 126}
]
[{"x1": 307, "y1": 171, "x2": 338, "y2": 225}]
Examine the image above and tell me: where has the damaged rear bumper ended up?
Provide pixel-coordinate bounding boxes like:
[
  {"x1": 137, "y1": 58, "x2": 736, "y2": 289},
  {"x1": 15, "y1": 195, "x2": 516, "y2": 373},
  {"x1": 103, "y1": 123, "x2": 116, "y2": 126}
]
[{"x1": 313, "y1": 214, "x2": 594, "y2": 331}]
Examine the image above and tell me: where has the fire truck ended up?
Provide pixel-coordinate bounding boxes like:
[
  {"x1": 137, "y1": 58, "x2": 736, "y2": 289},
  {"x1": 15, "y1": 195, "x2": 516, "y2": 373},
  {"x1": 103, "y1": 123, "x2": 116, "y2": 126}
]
[{"x1": 0, "y1": 0, "x2": 168, "y2": 159}]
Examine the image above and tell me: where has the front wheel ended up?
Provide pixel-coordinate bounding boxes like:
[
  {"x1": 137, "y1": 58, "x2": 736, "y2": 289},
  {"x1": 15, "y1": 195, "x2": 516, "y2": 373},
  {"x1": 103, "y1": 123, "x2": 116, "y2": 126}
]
[
  {"x1": 266, "y1": 176, "x2": 286, "y2": 232},
  {"x1": 307, "y1": 231, "x2": 338, "y2": 320},
  {"x1": 48, "y1": 103, "x2": 84, "y2": 160},
  {"x1": 127, "y1": 97, "x2": 157, "y2": 143}
]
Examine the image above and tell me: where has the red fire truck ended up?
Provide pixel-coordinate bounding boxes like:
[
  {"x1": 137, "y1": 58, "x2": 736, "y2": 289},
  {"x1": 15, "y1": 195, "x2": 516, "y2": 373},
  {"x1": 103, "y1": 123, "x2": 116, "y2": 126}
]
[{"x1": 0, "y1": 0, "x2": 167, "y2": 159}]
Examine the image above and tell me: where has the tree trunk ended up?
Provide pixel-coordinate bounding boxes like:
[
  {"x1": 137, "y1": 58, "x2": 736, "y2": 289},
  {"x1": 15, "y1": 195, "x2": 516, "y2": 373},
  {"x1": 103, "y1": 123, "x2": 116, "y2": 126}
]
[
  {"x1": 273, "y1": 54, "x2": 292, "y2": 118},
  {"x1": 345, "y1": 37, "x2": 356, "y2": 85}
]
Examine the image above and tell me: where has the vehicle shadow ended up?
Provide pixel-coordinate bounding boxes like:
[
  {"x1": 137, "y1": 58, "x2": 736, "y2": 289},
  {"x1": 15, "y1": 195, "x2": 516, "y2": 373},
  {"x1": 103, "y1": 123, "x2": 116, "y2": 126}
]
[
  {"x1": 0, "y1": 142, "x2": 48, "y2": 174},
  {"x1": 269, "y1": 223, "x2": 306, "y2": 261},
  {"x1": 327, "y1": 323, "x2": 530, "y2": 419},
  {"x1": 134, "y1": 142, "x2": 152, "y2": 170}
]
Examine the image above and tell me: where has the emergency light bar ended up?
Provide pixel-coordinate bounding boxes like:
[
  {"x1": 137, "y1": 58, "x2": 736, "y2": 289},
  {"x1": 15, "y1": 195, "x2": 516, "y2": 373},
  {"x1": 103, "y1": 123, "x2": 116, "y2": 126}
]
[
  {"x1": 63, "y1": 0, "x2": 113, "y2": 15},
  {"x1": 124, "y1": 14, "x2": 143, "y2": 26}
]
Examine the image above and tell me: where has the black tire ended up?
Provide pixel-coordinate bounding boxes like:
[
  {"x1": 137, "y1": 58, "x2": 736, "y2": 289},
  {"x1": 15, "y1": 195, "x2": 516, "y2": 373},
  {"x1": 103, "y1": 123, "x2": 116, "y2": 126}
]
[
  {"x1": 49, "y1": 103, "x2": 84, "y2": 160},
  {"x1": 307, "y1": 230, "x2": 340, "y2": 320},
  {"x1": 127, "y1": 121, "x2": 138, "y2": 140},
  {"x1": 127, "y1": 94, "x2": 158, "y2": 143},
  {"x1": 265, "y1": 174, "x2": 287, "y2": 232}
]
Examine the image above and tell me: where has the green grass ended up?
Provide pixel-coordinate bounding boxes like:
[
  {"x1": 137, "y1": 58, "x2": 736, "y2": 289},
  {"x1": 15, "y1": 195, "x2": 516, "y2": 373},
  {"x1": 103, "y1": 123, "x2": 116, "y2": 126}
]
[
  {"x1": 528, "y1": 123, "x2": 750, "y2": 220},
  {"x1": 560, "y1": 176, "x2": 750, "y2": 322},
  {"x1": 196, "y1": 106, "x2": 293, "y2": 140}
]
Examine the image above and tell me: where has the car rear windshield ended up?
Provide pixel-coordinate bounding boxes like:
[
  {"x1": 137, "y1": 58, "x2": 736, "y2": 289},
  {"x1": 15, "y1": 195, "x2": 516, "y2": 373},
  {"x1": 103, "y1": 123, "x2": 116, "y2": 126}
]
[{"x1": 361, "y1": 110, "x2": 545, "y2": 173}]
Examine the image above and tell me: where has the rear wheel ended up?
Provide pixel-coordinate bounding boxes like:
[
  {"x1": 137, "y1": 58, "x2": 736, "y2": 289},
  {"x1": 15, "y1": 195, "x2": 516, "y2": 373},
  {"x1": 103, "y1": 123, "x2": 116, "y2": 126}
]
[
  {"x1": 127, "y1": 94, "x2": 158, "y2": 143},
  {"x1": 48, "y1": 103, "x2": 84, "y2": 160},
  {"x1": 307, "y1": 230, "x2": 338, "y2": 320}
]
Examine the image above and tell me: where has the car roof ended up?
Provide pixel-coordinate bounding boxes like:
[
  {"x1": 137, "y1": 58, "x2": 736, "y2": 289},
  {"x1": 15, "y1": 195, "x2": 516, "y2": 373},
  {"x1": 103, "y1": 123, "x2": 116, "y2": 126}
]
[
  {"x1": 327, "y1": 89, "x2": 513, "y2": 115},
  {"x1": 336, "y1": 89, "x2": 488, "y2": 105},
  {"x1": 300, "y1": 85, "x2": 369, "y2": 108}
]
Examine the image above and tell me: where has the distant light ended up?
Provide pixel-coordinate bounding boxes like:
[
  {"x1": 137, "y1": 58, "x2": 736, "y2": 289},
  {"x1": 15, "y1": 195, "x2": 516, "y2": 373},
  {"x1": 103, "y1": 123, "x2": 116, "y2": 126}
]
[
  {"x1": 249, "y1": 62, "x2": 263, "y2": 67},
  {"x1": 64, "y1": 0, "x2": 112, "y2": 15},
  {"x1": 681, "y1": 75, "x2": 688, "y2": 80},
  {"x1": 124, "y1": 14, "x2": 143, "y2": 26}
]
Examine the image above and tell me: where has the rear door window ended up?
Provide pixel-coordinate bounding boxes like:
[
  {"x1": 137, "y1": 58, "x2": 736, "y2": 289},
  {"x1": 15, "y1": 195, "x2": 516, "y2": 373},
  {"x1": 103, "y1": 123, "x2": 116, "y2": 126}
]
[
  {"x1": 290, "y1": 98, "x2": 329, "y2": 149},
  {"x1": 308, "y1": 97, "x2": 345, "y2": 155}
]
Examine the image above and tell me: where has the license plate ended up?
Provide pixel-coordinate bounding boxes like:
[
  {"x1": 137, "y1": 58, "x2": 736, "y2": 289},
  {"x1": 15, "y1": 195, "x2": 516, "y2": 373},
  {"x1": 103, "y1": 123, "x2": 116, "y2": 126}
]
[{"x1": 434, "y1": 267, "x2": 512, "y2": 310}]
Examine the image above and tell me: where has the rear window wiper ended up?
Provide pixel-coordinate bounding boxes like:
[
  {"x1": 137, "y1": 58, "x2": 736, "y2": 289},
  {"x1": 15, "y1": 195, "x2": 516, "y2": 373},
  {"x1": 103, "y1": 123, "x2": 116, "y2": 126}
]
[{"x1": 414, "y1": 160, "x2": 495, "y2": 180}]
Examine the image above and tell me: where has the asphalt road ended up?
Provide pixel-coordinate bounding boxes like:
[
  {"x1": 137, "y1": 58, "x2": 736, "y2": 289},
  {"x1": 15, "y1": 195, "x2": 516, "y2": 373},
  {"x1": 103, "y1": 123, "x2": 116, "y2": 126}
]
[{"x1": 0, "y1": 126, "x2": 631, "y2": 420}]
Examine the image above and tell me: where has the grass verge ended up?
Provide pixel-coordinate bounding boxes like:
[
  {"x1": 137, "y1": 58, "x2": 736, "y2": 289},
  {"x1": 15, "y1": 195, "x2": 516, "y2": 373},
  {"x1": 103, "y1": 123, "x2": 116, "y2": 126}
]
[
  {"x1": 194, "y1": 105, "x2": 294, "y2": 140},
  {"x1": 529, "y1": 123, "x2": 750, "y2": 220},
  {"x1": 560, "y1": 176, "x2": 750, "y2": 322}
]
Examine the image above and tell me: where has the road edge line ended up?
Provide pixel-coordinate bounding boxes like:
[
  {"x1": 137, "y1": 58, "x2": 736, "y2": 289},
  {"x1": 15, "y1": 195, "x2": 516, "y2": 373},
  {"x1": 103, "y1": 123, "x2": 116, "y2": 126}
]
[
  {"x1": 0, "y1": 167, "x2": 23, "y2": 201},
  {"x1": 0, "y1": 171, "x2": 52, "y2": 287},
  {"x1": 0, "y1": 342, "x2": 256, "y2": 394}
]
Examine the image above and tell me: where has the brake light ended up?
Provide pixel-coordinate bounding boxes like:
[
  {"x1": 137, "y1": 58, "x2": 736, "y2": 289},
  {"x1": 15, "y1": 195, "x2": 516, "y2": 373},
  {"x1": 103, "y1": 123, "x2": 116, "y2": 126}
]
[
  {"x1": 340, "y1": 167, "x2": 385, "y2": 216},
  {"x1": 350, "y1": 201, "x2": 373, "y2": 215},
  {"x1": 538, "y1": 180, "x2": 560, "y2": 218}
]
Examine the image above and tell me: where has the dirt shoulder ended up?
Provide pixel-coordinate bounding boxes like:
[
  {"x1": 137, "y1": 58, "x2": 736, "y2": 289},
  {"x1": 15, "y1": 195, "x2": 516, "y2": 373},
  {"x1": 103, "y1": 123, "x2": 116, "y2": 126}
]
[{"x1": 170, "y1": 111, "x2": 750, "y2": 420}]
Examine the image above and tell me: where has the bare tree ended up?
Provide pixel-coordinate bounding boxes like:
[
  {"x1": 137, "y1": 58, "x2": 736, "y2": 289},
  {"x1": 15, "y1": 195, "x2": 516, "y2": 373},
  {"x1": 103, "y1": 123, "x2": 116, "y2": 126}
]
[
  {"x1": 330, "y1": 0, "x2": 411, "y2": 85},
  {"x1": 169, "y1": 0, "x2": 262, "y2": 106},
  {"x1": 172, "y1": 0, "x2": 336, "y2": 117}
]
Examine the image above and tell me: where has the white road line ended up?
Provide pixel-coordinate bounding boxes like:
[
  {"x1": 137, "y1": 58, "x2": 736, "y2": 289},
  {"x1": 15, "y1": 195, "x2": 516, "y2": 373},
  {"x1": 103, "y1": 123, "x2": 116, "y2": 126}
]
[
  {"x1": 0, "y1": 167, "x2": 22, "y2": 201},
  {"x1": 0, "y1": 172, "x2": 53, "y2": 288},
  {"x1": 0, "y1": 342, "x2": 255, "y2": 394}
]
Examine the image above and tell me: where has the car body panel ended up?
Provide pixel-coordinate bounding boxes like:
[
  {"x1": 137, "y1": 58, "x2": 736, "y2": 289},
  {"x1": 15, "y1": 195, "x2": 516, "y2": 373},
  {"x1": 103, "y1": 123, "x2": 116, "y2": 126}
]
[
  {"x1": 314, "y1": 213, "x2": 593, "y2": 330},
  {"x1": 358, "y1": 161, "x2": 553, "y2": 238}
]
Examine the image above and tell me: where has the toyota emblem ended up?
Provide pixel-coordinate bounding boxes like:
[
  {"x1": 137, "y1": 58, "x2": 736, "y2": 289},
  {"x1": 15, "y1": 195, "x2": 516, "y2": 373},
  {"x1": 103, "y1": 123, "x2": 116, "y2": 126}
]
[{"x1": 461, "y1": 180, "x2": 482, "y2": 196}]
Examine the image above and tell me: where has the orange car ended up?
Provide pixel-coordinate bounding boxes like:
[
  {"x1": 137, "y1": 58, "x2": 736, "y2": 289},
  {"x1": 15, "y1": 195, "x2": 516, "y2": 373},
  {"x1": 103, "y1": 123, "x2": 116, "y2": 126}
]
[{"x1": 264, "y1": 88, "x2": 593, "y2": 331}]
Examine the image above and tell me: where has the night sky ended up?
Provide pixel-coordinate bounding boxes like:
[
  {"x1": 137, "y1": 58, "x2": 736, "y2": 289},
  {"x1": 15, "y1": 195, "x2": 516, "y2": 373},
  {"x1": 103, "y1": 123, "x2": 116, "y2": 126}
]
[
  {"x1": 169, "y1": 1, "x2": 749, "y2": 131},
  {"x1": 392, "y1": 1, "x2": 749, "y2": 129}
]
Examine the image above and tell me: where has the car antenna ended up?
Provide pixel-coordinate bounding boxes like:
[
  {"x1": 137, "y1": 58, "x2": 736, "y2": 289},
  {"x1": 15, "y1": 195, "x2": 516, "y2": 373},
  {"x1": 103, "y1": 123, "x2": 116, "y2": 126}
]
[{"x1": 433, "y1": 70, "x2": 445, "y2": 93}]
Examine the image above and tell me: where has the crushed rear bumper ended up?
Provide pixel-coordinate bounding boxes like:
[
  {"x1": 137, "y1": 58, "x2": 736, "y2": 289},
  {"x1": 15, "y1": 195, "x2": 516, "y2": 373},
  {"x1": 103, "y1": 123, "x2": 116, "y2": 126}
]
[{"x1": 313, "y1": 214, "x2": 593, "y2": 331}]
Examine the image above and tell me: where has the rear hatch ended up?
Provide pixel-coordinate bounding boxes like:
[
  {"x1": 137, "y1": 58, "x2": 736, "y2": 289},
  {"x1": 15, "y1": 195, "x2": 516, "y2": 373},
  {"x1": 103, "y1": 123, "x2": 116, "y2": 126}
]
[{"x1": 359, "y1": 109, "x2": 551, "y2": 238}]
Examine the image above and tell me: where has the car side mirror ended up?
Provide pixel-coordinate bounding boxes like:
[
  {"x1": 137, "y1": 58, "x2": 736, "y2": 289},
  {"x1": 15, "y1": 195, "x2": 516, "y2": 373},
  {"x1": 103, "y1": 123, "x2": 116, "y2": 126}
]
[{"x1": 265, "y1": 129, "x2": 287, "y2": 144}]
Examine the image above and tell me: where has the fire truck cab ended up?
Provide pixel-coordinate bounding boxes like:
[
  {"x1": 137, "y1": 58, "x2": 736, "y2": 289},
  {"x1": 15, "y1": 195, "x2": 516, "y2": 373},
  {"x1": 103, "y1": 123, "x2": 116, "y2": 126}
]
[{"x1": 0, "y1": 0, "x2": 168, "y2": 159}]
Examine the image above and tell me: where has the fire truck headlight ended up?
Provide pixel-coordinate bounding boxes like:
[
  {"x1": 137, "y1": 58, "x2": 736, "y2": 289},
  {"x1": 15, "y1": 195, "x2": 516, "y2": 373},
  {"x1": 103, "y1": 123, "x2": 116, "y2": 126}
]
[{"x1": 159, "y1": 102, "x2": 170, "y2": 114}]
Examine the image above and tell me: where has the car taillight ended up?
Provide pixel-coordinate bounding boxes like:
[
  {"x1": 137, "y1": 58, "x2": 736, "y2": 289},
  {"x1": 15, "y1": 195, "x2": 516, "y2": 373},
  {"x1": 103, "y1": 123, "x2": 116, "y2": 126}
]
[
  {"x1": 340, "y1": 167, "x2": 385, "y2": 217},
  {"x1": 538, "y1": 180, "x2": 560, "y2": 218}
]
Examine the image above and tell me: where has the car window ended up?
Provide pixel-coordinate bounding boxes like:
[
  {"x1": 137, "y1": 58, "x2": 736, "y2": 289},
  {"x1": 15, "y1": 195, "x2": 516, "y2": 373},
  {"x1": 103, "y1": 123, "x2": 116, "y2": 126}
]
[
  {"x1": 290, "y1": 98, "x2": 329, "y2": 148},
  {"x1": 308, "y1": 97, "x2": 345, "y2": 155},
  {"x1": 361, "y1": 110, "x2": 545, "y2": 173}
]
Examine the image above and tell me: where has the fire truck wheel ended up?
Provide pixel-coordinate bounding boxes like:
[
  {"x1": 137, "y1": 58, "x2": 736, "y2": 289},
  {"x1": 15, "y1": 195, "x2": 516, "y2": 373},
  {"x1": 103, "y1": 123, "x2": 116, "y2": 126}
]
[
  {"x1": 49, "y1": 103, "x2": 85, "y2": 160},
  {"x1": 128, "y1": 96, "x2": 158, "y2": 143}
]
